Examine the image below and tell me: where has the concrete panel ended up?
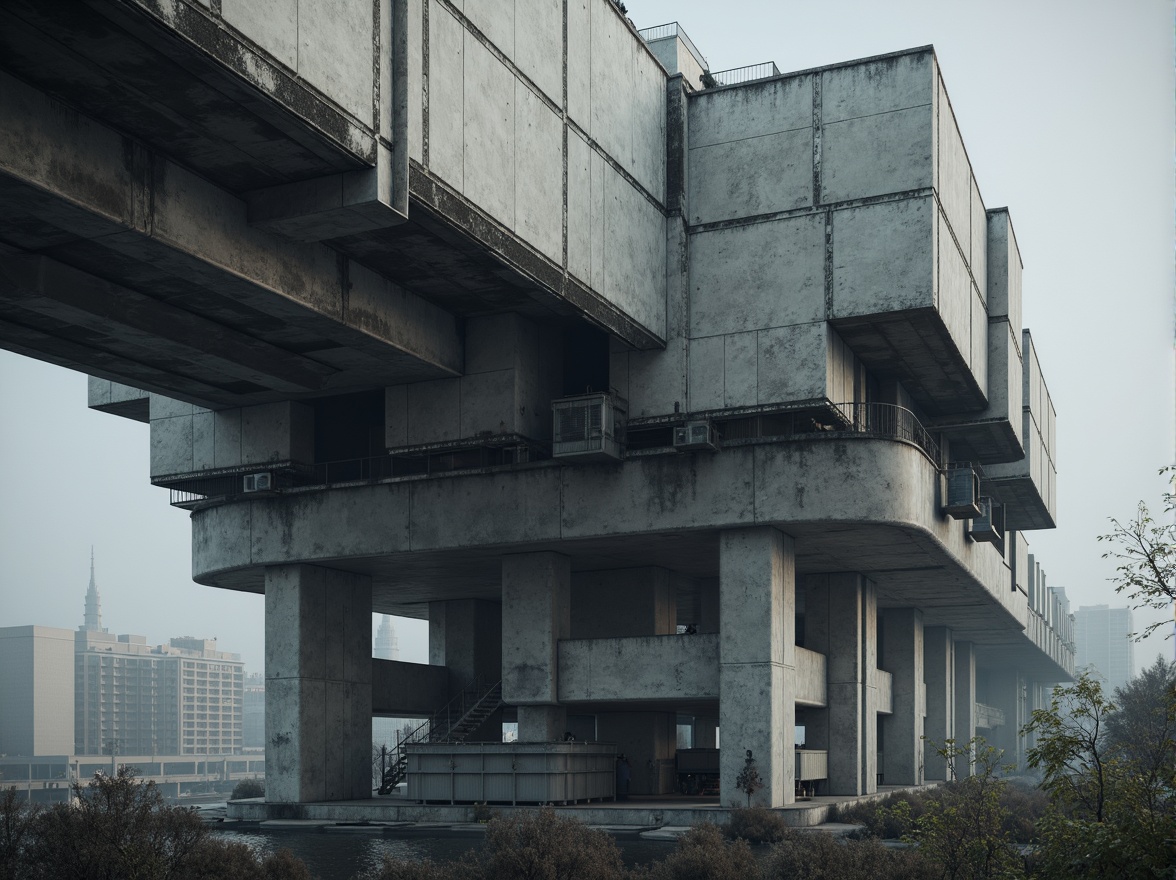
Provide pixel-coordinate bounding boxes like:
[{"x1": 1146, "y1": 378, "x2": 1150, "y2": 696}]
[
  {"x1": 758, "y1": 321, "x2": 830, "y2": 406},
  {"x1": 566, "y1": 131, "x2": 593, "y2": 285},
  {"x1": 689, "y1": 75, "x2": 812, "y2": 149},
  {"x1": 687, "y1": 335, "x2": 724, "y2": 412},
  {"x1": 690, "y1": 214, "x2": 825, "y2": 337},
  {"x1": 428, "y1": 3, "x2": 465, "y2": 190},
  {"x1": 464, "y1": 0, "x2": 513, "y2": 57},
  {"x1": 558, "y1": 634, "x2": 718, "y2": 702},
  {"x1": 192, "y1": 410, "x2": 214, "y2": 471},
  {"x1": 87, "y1": 377, "x2": 150, "y2": 422},
  {"x1": 589, "y1": 3, "x2": 632, "y2": 174},
  {"x1": 406, "y1": 378, "x2": 461, "y2": 445},
  {"x1": 589, "y1": 139, "x2": 606, "y2": 291},
  {"x1": 560, "y1": 450, "x2": 754, "y2": 538},
  {"x1": 192, "y1": 499, "x2": 253, "y2": 578},
  {"x1": 407, "y1": 0, "x2": 424, "y2": 162},
  {"x1": 631, "y1": 44, "x2": 668, "y2": 203},
  {"x1": 794, "y1": 647, "x2": 826, "y2": 707},
  {"x1": 411, "y1": 468, "x2": 563, "y2": 550},
  {"x1": 212, "y1": 409, "x2": 242, "y2": 468},
  {"x1": 970, "y1": 288, "x2": 988, "y2": 399},
  {"x1": 690, "y1": 128, "x2": 812, "y2": 224},
  {"x1": 221, "y1": 0, "x2": 298, "y2": 69},
  {"x1": 463, "y1": 35, "x2": 516, "y2": 229},
  {"x1": 514, "y1": 81, "x2": 564, "y2": 263},
  {"x1": 566, "y1": 0, "x2": 591, "y2": 129},
  {"x1": 970, "y1": 179, "x2": 987, "y2": 297},
  {"x1": 384, "y1": 385, "x2": 408, "y2": 449},
  {"x1": 298, "y1": 0, "x2": 374, "y2": 123},
  {"x1": 151, "y1": 395, "x2": 197, "y2": 419},
  {"x1": 936, "y1": 80, "x2": 972, "y2": 258},
  {"x1": 514, "y1": 0, "x2": 563, "y2": 105},
  {"x1": 821, "y1": 51, "x2": 933, "y2": 124},
  {"x1": 627, "y1": 344, "x2": 683, "y2": 419},
  {"x1": 724, "y1": 331, "x2": 759, "y2": 409},
  {"x1": 150, "y1": 414, "x2": 194, "y2": 477},
  {"x1": 820, "y1": 105, "x2": 932, "y2": 204},
  {"x1": 249, "y1": 485, "x2": 413, "y2": 565},
  {"x1": 459, "y1": 369, "x2": 517, "y2": 437},
  {"x1": 831, "y1": 196, "x2": 933, "y2": 319},
  {"x1": 241, "y1": 401, "x2": 313, "y2": 465},
  {"x1": 604, "y1": 170, "x2": 666, "y2": 335}
]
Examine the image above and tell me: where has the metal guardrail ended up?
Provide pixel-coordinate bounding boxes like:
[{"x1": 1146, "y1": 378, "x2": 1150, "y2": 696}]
[
  {"x1": 975, "y1": 702, "x2": 1006, "y2": 729},
  {"x1": 827, "y1": 402, "x2": 942, "y2": 464},
  {"x1": 637, "y1": 21, "x2": 706, "y2": 68},
  {"x1": 711, "y1": 62, "x2": 781, "y2": 86}
]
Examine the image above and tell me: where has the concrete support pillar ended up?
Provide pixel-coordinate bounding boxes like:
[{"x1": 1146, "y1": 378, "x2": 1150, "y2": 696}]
[
  {"x1": 880, "y1": 608, "x2": 924, "y2": 785},
  {"x1": 987, "y1": 668, "x2": 1026, "y2": 770},
  {"x1": 264, "y1": 564, "x2": 372, "y2": 803},
  {"x1": 429, "y1": 598, "x2": 503, "y2": 740},
  {"x1": 954, "y1": 640, "x2": 976, "y2": 777},
  {"x1": 718, "y1": 527, "x2": 795, "y2": 807},
  {"x1": 597, "y1": 712, "x2": 677, "y2": 794},
  {"x1": 502, "y1": 552, "x2": 570, "y2": 743},
  {"x1": 923, "y1": 626, "x2": 954, "y2": 781},
  {"x1": 804, "y1": 573, "x2": 878, "y2": 795},
  {"x1": 698, "y1": 579, "x2": 720, "y2": 634}
]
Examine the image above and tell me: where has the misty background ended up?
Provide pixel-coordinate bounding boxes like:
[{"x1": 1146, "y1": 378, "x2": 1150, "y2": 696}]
[{"x1": 1, "y1": 0, "x2": 1172, "y2": 677}]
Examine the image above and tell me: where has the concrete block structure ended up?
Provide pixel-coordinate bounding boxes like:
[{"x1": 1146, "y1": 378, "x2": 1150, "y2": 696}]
[{"x1": 0, "y1": 1, "x2": 1074, "y2": 809}]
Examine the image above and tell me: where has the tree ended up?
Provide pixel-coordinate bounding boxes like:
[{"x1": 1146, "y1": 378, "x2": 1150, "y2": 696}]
[
  {"x1": 1098, "y1": 466, "x2": 1175, "y2": 641},
  {"x1": 1023, "y1": 672, "x2": 1176, "y2": 879},
  {"x1": 733, "y1": 751, "x2": 763, "y2": 807}
]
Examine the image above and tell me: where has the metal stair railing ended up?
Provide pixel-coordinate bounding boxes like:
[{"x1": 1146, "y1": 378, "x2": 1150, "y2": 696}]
[{"x1": 377, "y1": 678, "x2": 503, "y2": 794}]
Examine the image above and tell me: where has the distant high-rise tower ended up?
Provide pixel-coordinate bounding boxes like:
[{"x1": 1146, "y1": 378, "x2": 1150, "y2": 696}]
[
  {"x1": 374, "y1": 615, "x2": 399, "y2": 661},
  {"x1": 1074, "y1": 604, "x2": 1134, "y2": 694},
  {"x1": 82, "y1": 547, "x2": 106, "y2": 633}
]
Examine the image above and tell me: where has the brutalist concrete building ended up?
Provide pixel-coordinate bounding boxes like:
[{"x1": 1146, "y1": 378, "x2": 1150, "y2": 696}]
[{"x1": 0, "y1": 1, "x2": 1072, "y2": 810}]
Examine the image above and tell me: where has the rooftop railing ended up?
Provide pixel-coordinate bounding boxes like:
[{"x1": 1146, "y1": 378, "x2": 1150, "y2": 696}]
[
  {"x1": 710, "y1": 61, "x2": 781, "y2": 86},
  {"x1": 637, "y1": 21, "x2": 706, "y2": 69}
]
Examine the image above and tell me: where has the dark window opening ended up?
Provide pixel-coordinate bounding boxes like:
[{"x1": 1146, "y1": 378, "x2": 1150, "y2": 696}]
[
  {"x1": 562, "y1": 324, "x2": 610, "y2": 396},
  {"x1": 311, "y1": 390, "x2": 385, "y2": 464}
]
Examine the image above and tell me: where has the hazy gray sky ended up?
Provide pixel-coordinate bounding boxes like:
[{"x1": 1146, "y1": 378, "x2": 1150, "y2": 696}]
[{"x1": 1, "y1": 0, "x2": 1172, "y2": 674}]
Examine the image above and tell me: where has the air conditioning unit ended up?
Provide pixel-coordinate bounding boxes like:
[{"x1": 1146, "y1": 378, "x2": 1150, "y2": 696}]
[
  {"x1": 551, "y1": 393, "x2": 625, "y2": 461},
  {"x1": 673, "y1": 420, "x2": 719, "y2": 452},
  {"x1": 943, "y1": 464, "x2": 982, "y2": 519},
  {"x1": 968, "y1": 497, "x2": 1005, "y2": 550},
  {"x1": 242, "y1": 472, "x2": 273, "y2": 492}
]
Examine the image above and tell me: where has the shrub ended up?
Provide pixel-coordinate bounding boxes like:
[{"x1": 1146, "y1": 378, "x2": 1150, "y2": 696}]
[
  {"x1": 642, "y1": 823, "x2": 760, "y2": 880},
  {"x1": 480, "y1": 808, "x2": 624, "y2": 880},
  {"x1": 231, "y1": 778, "x2": 265, "y2": 800},
  {"x1": 722, "y1": 806, "x2": 790, "y2": 844},
  {"x1": 762, "y1": 831, "x2": 938, "y2": 880}
]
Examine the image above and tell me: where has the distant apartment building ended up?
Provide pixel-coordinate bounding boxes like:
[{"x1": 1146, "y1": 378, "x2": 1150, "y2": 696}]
[
  {"x1": 0, "y1": 626, "x2": 75, "y2": 757},
  {"x1": 243, "y1": 672, "x2": 265, "y2": 750},
  {"x1": 1, "y1": 558, "x2": 245, "y2": 758},
  {"x1": 1075, "y1": 604, "x2": 1134, "y2": 694}
]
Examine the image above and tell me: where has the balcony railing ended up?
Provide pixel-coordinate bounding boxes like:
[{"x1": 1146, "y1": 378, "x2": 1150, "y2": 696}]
[
  {"x1": 975, "y1": 702, "x2": 1006, "y2": 730},
  {"x1": 711, "y1": 62, "x2": 781, "y2": 86},
  {"x1": 637, "y1": 21, "x2": 706, "y2": 69}
]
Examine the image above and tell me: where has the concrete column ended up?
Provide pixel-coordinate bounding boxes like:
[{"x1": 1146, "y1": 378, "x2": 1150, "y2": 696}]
[
  {"x1": 719, "y1": 527, "x2": 795, "y2": 807},
  {"x1": 429, "y1": 598, "x2": 503, "y2": 740},
  {"x1": 264, "y1": 564, "x2": 372, "y2": 803},
  {"x1": 880, "y1": 608, "x2": 924, "y2": 785},
  {"x1": 923, "y1": 626, "x2": 954, "y2": 781},
  {"x1": 597, "y1": 712, "x2": 677, "y2": 795},
  {"x1": 954, "y1": 640, "x2": 976, "y2": 777},
  {"x1": 804, "y1": 573, "x2": 878, "y2": 795},
  {"x1": 698, "y1": 579, "x2": 720, "y2": 633},
  {"x1": 502, "y1": 552, "x2": 570, "y2": 743},
  {"x1": 986, "y1": 668, "x2": 1025, "y2": 770}
]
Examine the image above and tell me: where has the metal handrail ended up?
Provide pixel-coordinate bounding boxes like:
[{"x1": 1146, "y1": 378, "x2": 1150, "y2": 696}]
[
  {"x1": 637, "y1": 21, "x2": 707, "y2": 69},
  {"x1": 825, "y1": 402, "x2": 942, "y2": 465},
  {"x1": 710, "y1": 62, "x2": 781, "y2": 86}
]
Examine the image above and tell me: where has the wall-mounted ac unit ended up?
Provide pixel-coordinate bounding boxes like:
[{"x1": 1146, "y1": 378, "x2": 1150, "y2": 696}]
[
  {"x1": 967, "y1": 496, "x2": 1005, "y2": 551},
  {"x1": 551, "y1": 393, "x2": 625, "y2": 461},
  {"x1": 673, "y1": 420, "x2": 719, "y2": 452},
  {"x1": 243, "y1": 472, "x2": 273, "y2": 492},
  {"x1": 943, "y1": 464, "x2": 982, "y2": 519}
]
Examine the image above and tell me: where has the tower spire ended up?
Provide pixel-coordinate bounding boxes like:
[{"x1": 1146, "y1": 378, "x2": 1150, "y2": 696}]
[{"x1": 83, "y1": 546, "x2": 104, "y2": 632}]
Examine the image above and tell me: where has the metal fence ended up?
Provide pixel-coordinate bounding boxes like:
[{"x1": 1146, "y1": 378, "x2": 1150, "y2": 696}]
[
  {"x1": 636, "y1": 21, "x2": 706, "y2": 68},
  {"x1": 711, "y1": 62, "x2": 781, "y2": 86}
]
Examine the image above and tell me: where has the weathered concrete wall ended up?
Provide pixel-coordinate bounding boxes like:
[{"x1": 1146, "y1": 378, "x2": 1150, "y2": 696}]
[
  {"x1": 558, "y1": 633, "x2": 718, "y2": 702},
  {"x1": 386, "y1": 314, "x2": 561, "y2": 449},
  {"x1": 411, "y1": 0, "x2": 667, "y2": 341},
  {"x1": 149, "y1": 396, "x2": 314, "y2": 480},
  {"x1": 88, "y1": 377, "x2": 150, "y2": 423}
]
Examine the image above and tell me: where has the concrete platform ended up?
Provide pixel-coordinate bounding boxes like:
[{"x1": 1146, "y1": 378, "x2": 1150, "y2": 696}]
[{"x1": 226, "y1": 784, "x2": 938, "y2": 830}]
